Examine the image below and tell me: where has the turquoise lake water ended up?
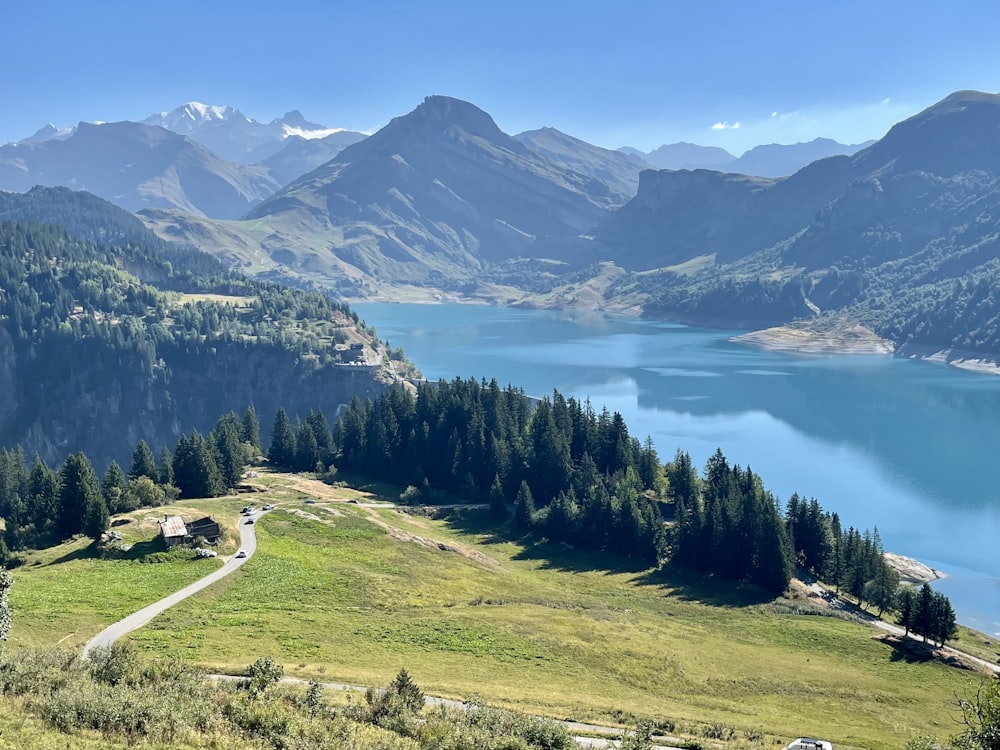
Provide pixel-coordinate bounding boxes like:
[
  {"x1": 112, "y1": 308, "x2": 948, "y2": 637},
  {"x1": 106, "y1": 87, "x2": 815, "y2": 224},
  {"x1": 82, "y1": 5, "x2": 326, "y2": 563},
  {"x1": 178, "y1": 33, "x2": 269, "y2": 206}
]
[{"x1": 353, "y1": 302, "x2": 1000, "y2": 635}]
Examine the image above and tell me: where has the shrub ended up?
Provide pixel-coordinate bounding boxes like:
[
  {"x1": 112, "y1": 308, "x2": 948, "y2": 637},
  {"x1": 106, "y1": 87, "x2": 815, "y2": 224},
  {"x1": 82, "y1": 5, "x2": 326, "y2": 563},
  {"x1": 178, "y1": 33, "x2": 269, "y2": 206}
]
[{"x1": 246, "y1": 656, "x2": 284, "y2": 697}]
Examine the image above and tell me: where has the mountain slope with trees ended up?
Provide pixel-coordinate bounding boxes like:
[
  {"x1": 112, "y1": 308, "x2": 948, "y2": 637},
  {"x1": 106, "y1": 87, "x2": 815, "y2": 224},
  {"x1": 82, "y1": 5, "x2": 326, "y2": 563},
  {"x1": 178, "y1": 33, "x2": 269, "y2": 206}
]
[{"x1": 0, "y1": 187, "x2": 395, "y2": 469}]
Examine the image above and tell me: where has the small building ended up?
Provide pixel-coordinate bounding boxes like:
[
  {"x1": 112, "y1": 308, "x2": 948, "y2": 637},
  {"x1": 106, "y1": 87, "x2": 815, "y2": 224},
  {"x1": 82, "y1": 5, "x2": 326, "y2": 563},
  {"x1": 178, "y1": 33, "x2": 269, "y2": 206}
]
[
  {"x1": 187, "y1": 516, "x2": 221, "y2": 543},
  {"x1": 159, "y1": 516, "x2": 188, "y2": 548}
]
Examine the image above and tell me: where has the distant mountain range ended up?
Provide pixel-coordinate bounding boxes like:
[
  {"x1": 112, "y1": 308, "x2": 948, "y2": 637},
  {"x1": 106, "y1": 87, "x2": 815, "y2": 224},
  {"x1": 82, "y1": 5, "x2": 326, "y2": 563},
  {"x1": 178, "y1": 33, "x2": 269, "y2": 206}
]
[
  {"x1": 137, "y1": 89, "x2": 1000, "y2": 360},
  {"x1": 141, "y1": 102, "x2": 366, "y2": 164},
  {"x1": 8, "y1": 90, "x2": 1000, "y2": 357},
  {"x1": 620, "y1": 137, "x2": 874, "y2": 177},
  {"x1": 0, "y1": 121, "x2": 281, "y2": 219}
]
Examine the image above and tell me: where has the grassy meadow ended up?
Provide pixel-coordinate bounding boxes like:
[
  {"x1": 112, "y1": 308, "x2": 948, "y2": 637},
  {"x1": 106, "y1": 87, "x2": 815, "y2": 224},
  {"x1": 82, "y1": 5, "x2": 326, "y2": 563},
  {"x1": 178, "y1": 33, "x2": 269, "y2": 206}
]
[{"x1": 3, "y1": 473, "x2": 987, "y2": 749}]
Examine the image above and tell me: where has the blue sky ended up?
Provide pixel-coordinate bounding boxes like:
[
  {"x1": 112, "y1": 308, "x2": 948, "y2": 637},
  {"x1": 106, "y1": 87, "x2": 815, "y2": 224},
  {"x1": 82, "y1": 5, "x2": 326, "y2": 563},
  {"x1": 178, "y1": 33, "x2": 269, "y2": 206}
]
[{"x1": 3, "y1": 1, "x2": 998, "y2": 154}]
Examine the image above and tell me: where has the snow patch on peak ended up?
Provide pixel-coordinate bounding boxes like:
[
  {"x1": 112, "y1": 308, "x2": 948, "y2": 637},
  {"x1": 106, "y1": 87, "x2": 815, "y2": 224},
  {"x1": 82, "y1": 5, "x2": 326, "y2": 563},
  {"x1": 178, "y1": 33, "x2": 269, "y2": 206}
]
[
  {"x1": 182, "y1": 102, "x2": 232, "y2": 121},
  {"x1": 282, "y1": 125, "x2": 347, "y2": 140}
]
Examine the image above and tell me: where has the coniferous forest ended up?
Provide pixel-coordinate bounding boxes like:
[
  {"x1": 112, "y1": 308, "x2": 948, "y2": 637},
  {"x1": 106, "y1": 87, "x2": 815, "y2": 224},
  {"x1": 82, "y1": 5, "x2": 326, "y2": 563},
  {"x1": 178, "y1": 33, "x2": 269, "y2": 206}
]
[
  {"x1": 0, "y1": 188, "x2": 394, "y2": 468},
  {"x1": 1, "y1": 375, "x2": 956, "y2": 645}
]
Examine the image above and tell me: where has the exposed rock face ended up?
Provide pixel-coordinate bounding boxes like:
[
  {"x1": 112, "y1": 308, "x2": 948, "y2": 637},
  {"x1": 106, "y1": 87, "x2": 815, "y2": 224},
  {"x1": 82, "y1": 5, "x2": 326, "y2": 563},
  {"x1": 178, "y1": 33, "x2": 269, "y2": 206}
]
[{"x1": 6, "y1": 341, "x2": 392, "y2": 469}]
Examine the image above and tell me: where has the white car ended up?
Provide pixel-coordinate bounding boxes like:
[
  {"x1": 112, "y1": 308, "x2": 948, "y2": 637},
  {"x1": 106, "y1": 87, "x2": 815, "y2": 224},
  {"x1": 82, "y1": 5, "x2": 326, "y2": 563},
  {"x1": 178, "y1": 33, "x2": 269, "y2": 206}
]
[
  {"x1": 262, "y1": 503, "x2": 275, "y2": 511},
  {"x1": 236, "y1": 549, "x2": 248, "y2": 558}
]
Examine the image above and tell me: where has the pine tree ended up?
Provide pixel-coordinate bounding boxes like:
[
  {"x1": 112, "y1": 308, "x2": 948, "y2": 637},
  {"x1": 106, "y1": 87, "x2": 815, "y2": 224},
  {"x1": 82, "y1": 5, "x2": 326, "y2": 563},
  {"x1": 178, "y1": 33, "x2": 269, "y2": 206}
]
[
  {"x1": 268, "y1": 407, "x2": 297, "y2": 468},
  {"x1": 489, "y1": 475, "x2": 507, "y2": 520},
  {"x1": 242, "y1": 405, "x2": 262, "y2": 453},
  {"x1": 101, "y1": 460, "x2": 130, "y2": 514},
  {"x1": 915, "y1": 583, "x2": 935, "y2": 642},
  {"x1": 57, "y1": 453, "x2": 101, "y2": 539},
  {"x1": 514, "y1": 480, "x2": 535, "y2": 531},
  {"x1": 28, "y1": 456, "x2": 59, "y2": 537},
  {"x1": 129, "y1": 440, "x2": 157, "y2": 481},
  {"x1": 83, "y1": 496, "x2": 110, "y2": 541},
  {"x1": 896, "y1": 586, "x2": 915, "y2": 636},
  {"x1": 157, "y1": 447, "x2": 174, "y2": 487}
]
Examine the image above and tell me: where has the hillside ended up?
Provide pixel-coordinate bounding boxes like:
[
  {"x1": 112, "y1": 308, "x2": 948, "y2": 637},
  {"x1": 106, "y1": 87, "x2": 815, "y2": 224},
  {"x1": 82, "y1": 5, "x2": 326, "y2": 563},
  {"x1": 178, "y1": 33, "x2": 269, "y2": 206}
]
[
  {"x1": 5, "y1": 471, "x2": 985, "y2": 750},
  {"x1": 0, "y1": 187, "x2": 396, "y2": 467}
]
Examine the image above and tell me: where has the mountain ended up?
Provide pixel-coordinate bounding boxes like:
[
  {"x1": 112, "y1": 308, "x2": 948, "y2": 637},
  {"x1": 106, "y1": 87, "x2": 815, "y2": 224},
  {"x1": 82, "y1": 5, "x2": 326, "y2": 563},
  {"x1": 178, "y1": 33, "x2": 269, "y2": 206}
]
[
  {"x1": 0, "y1": 121, "x2": 281, "y2": 219},
  {"x1": 0, "y1": 186, "x2": 396, "y2": 467},
  {"x1": 622, "y1": 138, "x2": 870, "y2": 177},
  {"x1": 726, "y1": 137, "x2": 875, "y2": 177},
  {"x1": 257, "y1": 130, "x2": 369, "y2": 187},
  {"x1": 515, "y1": 127, "x2": 647, "y2": 199},
  {"x1": 593, "y1": 155, "x2": 853, "y2": 270},
  {"x1": 235, "y1": 95, "x2": 616, "y2": 284},
  {"x1": 639, "y1": 142, "x2": 735, "y2": 170},
  {"x1": 144, "y1": 102, "x2": 355, "y2": 164},
  {"x1": 17, "y1": 123, "x2": 75, "y2": 144},
  {"x1": 625, "y1": 90, "x2": 1000, "y2": 352}
]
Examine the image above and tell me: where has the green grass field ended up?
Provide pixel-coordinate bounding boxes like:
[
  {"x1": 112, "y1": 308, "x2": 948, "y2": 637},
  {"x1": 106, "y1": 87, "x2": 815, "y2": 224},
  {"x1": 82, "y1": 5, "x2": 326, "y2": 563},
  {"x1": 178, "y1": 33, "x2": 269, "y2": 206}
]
[{"x1": 3, "y1": 476, "x2": 988, "y2": 749}]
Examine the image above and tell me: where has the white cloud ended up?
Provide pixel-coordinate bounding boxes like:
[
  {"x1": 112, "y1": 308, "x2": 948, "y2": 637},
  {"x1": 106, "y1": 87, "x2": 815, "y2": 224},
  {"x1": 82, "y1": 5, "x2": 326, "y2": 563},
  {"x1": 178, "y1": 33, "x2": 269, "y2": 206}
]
[
  {"x1": 711, "y1": 121, "x2": 741, "y2": 130},
  {"x1": 881, "y1": 97, "x2": 892, "y2": 105}
]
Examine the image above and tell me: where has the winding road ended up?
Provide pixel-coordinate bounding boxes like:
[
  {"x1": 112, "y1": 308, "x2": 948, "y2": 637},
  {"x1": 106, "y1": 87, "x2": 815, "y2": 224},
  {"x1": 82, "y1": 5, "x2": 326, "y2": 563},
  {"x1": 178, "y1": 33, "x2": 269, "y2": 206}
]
[
  {"x1": 81, "y1": 509, "x2": 265, "y2": 659},
  {"x1": 79, "y1": 505, "x2": 995, "y2": 750}
]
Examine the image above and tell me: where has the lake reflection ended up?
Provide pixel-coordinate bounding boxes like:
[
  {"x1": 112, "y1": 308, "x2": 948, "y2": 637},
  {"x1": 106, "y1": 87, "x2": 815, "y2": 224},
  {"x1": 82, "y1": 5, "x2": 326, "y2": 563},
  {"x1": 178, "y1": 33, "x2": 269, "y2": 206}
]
[{"x1": 354, "y1": 303, "x2": 1000, "y2": 634}]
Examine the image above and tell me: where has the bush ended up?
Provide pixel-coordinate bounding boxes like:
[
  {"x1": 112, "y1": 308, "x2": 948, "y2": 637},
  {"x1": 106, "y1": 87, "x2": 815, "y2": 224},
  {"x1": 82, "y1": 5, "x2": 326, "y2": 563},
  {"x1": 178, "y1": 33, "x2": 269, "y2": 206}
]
[{"x1": 246, "y1": 656, "x2": 284, "y2": 697}]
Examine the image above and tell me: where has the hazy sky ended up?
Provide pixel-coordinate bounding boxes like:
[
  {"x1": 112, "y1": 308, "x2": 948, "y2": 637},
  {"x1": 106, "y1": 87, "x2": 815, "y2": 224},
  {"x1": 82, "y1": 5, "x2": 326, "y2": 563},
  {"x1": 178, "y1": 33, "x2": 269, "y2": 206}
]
[{"x1": 3, "y1": 1, "x2": 998, "y2": 154}]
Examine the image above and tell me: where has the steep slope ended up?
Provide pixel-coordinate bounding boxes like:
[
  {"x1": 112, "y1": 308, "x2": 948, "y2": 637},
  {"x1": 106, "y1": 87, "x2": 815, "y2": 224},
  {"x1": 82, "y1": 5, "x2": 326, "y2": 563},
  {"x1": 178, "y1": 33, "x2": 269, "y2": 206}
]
[
  {"x1": 0, "y1": 187, "x2": 395, "y2": 467},
  {"x1": 515, "y1": 126, "x2": 646, "y2": 199},
  {"x1": 631, "y1": 90, "x2": 1000, "y2": 351},
  {"x1": 240, "y1": 96, "x2": 614, "y2": 283},
  {"x1": 594, "y1": 154, "x2": 854, "y2": 269},
  {"x1": 0, "y1": 122, "x2": 281, "y2": 219}
]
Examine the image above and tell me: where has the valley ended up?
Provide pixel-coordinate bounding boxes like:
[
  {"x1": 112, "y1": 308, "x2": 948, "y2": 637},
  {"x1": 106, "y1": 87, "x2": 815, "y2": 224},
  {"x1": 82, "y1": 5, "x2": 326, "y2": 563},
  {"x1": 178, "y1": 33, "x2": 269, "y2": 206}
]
[{"x1": 4, "y1": 63, "x2": 1000, "y2": 750}]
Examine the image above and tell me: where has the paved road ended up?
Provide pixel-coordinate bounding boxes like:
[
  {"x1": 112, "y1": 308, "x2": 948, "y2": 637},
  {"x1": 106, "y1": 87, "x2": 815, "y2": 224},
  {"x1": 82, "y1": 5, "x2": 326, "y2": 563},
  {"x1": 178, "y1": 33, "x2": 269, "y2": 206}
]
[
  {"x1": 807, "y1": 583, "x2": 999, "y2": 674},
  {"x1": 81, "y1": 510, "x2": 266, "y2": 659}
]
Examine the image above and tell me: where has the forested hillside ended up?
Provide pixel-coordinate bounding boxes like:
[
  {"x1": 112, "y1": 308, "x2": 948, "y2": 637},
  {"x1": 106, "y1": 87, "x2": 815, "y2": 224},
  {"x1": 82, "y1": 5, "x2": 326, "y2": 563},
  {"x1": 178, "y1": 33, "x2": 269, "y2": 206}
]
[
  {"x1": 612, "y1": 91, "x2": 1000, "y2": 353},
  {"x1": 0, "y1": 188, "x2": 396, "y2": 468}
]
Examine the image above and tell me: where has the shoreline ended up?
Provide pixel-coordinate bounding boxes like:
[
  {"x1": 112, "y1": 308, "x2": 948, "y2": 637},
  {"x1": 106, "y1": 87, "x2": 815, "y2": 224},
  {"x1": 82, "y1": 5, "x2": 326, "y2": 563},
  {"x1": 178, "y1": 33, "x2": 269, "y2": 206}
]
[
  {"x1": 350, "y1": 295, "x2": 1000, "y2": 377},
  {"x1": 729, "y1": 323, "x2": 896, "y2": 355},
  {"x1": 883, "y1": 552, "x2": 946, "y2": 586}
]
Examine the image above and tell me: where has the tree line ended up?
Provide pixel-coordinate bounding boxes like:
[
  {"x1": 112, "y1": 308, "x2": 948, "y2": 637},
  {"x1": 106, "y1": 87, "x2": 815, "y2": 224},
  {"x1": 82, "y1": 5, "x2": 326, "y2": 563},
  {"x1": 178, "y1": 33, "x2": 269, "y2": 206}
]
[
  {"x1": 0, "y1": 377, "x2": 959, "y2": 644},
  {"x1": 0, "y1": 407, "x2": 263, "y2": 559}
]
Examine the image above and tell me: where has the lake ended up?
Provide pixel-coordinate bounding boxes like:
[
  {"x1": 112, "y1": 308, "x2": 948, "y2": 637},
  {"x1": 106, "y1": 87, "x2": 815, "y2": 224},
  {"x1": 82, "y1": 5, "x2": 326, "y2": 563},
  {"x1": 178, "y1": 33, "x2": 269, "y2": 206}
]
[{"x1": 354, "y1": 302, "x2": 1000, "y2": 635}]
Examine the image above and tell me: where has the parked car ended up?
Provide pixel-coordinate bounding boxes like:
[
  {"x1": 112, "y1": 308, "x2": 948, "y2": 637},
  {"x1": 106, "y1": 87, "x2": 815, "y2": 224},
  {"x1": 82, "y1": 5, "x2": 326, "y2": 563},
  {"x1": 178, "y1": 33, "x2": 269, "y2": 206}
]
[
  {"x1": 304, "y1": 498, "x2": 316, "y2": 505},
  {"x1": 262, "y1": 504, "x2": 275, "y2": 511},
  {"x1": 236, "y1": 549, "x2": 247, "y2": 558}
]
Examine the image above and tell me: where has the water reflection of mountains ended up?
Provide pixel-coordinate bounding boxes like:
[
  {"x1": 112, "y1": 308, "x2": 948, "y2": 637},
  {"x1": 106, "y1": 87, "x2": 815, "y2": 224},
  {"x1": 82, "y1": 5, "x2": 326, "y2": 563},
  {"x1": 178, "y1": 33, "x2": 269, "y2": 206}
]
[{"x1": 632, "y1": 358, "x2": 1000, "y2": 510}]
